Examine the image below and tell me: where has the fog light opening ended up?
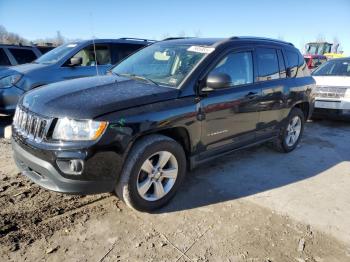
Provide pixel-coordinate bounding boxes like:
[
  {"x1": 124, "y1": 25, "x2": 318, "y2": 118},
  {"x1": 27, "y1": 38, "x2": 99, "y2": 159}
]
[
  {"x1": 56, "y1": 159, "x2": 84, "y2": 175},
  {"x1": 69, "y1": 159, "x2": 84, "y2": 174}
]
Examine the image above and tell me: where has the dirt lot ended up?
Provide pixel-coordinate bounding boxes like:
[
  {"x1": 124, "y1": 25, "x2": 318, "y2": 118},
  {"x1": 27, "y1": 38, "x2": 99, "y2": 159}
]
[{"x1": 1, "y1": 119, "x2": 350, "y2": 261}]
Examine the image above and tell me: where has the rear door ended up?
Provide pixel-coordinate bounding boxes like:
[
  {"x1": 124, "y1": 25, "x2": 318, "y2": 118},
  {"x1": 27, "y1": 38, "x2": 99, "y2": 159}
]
[
  {"x1": 199, "y1": 48, "x2": 261, "y2": 155},
  {"x1": 255, "y1": 47, "x2": 286, "y2": 139}
]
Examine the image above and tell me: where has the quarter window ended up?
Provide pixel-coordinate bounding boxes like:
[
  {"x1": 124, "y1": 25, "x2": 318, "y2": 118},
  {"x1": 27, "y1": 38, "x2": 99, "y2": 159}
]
[
  {"x1": 8, "y1": 48, "x2": 37, "y2": 64},
  {"x1": 210, "y1": 51, "x2": 253, "y2": 86},
  {"x1": 256, "y1": 48, "x2": 280, "y2": 81},
  {"x1": 285, "y1": 50, "x2": 299, "y2": 77}
]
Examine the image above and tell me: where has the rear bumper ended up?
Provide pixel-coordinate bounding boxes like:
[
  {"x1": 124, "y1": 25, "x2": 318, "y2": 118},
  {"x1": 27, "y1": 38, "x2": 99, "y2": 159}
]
[
  {"x1": 0, "y1": 86, "x2": 24, "y2": 115},
  {"x1": 12, "y1": 139, "x2": 116, "y2": 194}
]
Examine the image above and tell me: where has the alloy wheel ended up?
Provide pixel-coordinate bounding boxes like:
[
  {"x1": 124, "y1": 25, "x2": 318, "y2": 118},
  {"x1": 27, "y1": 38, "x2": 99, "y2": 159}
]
[
  {"x1": 285, "y1": 116, "x2": 302, "y2": 147},
  {"x1": 137, "y1": 151, "x2": 178, "y2": 201}
]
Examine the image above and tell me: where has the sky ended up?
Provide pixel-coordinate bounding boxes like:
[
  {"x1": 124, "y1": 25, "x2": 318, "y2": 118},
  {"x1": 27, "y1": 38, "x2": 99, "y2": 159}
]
[{"x1": 1, "y1": 0, "x2": 350, "y2": 53}]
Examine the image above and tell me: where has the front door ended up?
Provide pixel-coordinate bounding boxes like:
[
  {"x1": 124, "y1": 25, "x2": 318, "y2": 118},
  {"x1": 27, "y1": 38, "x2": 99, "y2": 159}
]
[{"x1": 199, "y1": 49, "x2": 261, "y2": 156}]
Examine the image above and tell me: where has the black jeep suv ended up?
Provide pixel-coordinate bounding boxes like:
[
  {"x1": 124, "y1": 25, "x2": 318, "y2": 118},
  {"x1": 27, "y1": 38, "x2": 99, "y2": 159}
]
[{"x1": 12, "y1": 37, "x2": 315, "y2": 211}]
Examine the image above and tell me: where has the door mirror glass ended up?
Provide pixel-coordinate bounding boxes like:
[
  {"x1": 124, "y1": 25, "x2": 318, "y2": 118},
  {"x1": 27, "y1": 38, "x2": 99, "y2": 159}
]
[
  {"x1": 69, "y1": 57, "x2": 82, "y2": 66},
  {"x1": 205, "y1": 73, "x2": 232, "y2": 90}
]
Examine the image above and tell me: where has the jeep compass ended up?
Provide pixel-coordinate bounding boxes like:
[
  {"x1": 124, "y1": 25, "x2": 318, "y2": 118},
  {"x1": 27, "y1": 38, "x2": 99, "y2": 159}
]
[{"x1": 12, "y1": 37, "x2": 315, "y2": 211}]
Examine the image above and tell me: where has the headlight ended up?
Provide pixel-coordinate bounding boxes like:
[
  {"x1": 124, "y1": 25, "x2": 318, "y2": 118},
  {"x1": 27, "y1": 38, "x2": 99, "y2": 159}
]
[
  {"x1": 0, "y1": 74, "x2": 22, "y2": 88},
  {"x1": 52, "y1": 118, "x2": 108, "y2": 141}
]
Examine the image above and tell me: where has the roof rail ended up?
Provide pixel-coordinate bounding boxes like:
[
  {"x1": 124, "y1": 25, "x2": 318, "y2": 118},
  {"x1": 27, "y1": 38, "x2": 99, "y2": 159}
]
[
  {"x1": 228, "y1": 36, "x2": 294, "y2": 46},
  {"x1": 162, "y1": 37, "x2": 194, "y2": 41},
  {"x1": 119, "y1": 37, "x2": 156, "y2": 42}
]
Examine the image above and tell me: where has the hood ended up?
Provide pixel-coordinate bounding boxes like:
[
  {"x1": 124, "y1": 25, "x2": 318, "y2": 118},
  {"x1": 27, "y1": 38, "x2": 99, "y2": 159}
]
[
  {"x1": 313, "y1": 76, "x2": 350, "y2": 87},
  {"x1": 22, "y1": 75, "x2": 179, "y2": 119},
  {"x1": 0, "y1": 63, "x2": 48, "y2": 78}
]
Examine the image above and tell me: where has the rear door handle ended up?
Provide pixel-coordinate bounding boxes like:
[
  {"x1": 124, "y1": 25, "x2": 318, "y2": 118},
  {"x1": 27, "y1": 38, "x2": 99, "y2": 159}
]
[{"x1": 245, "y1": 92, "x2": 259, "y2": 99}]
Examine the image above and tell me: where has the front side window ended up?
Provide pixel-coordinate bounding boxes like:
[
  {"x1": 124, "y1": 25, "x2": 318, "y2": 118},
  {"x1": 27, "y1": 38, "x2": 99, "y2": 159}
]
[
  {"x1": 210, "y1": 51, "x2": 253, "y2": 86},
  {"x1": 69, "y1": 44, "x2": 111, "y2": 66},
  {"x1": 256, "y1": 48, "x2": 279, "y2": 81},
  {"x1": 36, "y1": 43, "x2": 78, "y2": 64},
  {"x1": 9, "y1": 48, "x2": 36, "y2": 64},
  {"x1": 112, "y1": 43, "x2": 208, "y2": 87}
]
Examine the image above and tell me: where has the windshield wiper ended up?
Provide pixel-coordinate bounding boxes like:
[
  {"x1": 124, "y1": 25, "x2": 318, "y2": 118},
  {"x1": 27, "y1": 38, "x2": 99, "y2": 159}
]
[{"x1": 115, "y1": 73, "x2": 159, "y2": 86}]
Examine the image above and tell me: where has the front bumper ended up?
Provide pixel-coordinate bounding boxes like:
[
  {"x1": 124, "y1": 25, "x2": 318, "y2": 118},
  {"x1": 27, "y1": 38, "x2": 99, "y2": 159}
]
[
  {"x1": 0, "y1": 86, "x2": 24, "y2": 115},
  {"x1": 12, "y1": 139, "x2": 117, "y2": 194},
  {"x1": 312, "y1": 98, "x2": 350, "y2": 120}
]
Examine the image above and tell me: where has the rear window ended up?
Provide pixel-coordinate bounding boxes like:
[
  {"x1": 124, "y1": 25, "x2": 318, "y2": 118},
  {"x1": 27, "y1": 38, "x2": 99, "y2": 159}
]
[
  {"x1": 0, "y1": 48, "x2": 11, "y2": 66},
  {"x1": 256, "y1": 48, "x2": 280, "y2": 81},
  {"x1": 8, "y1": 48, "x2": 37, "y2": 64}
]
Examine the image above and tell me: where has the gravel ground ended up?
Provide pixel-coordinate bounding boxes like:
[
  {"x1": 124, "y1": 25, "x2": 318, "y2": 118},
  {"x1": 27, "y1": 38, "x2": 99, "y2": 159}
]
[{"x1": 1, "y1": 119, "x2": 350, "y2": 261}]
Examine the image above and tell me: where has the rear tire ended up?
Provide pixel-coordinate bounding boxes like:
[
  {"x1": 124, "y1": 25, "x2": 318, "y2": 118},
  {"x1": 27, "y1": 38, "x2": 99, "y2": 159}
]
[
  {"x1": 115, "y1": 134, "x2": 186, "y2": 212},
  {"x1": 272, "y1": 107, "x2": 305, "y2": 153}
]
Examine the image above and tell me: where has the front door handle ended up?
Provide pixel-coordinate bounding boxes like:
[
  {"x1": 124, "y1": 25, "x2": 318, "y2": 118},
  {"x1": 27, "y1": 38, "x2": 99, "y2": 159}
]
[{"x1": 245, "y1": 92, "x2": 259, "y2": 99}]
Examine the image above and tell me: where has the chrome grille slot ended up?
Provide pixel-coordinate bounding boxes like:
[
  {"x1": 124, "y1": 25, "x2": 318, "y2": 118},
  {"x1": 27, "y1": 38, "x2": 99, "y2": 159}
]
[
  {"x1": 13, "y1": 107, "x2": 52, "y2": 142},
  {"x1": 315, "y1": 86, "x2": 347, "y2": 99}
]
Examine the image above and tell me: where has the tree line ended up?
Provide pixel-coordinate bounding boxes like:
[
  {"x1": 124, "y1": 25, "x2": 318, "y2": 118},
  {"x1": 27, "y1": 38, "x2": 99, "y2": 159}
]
[{"x1": 0, "y1": 25, "x2": 65, "y2": 46}]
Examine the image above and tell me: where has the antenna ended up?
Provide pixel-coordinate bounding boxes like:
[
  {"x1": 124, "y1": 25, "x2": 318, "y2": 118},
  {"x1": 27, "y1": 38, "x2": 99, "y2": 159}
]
[{"x1": 89, "y1": 12, "x2": 99, "y2": 76}]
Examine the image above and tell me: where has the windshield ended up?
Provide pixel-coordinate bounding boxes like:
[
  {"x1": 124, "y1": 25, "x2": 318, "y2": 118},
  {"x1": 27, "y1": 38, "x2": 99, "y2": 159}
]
[
  {"x1": 312, "y1": 59, "x2": 350, "y2": 76},
  {"x1": 306, "y1": 43, "x2": 333, "y2": 56},
  {"x1": 111, "y1": 43, "x2": 210, "y2": 87},
  {"x1": 35, "y1": 43, "x2": 78, "y2": 64}
]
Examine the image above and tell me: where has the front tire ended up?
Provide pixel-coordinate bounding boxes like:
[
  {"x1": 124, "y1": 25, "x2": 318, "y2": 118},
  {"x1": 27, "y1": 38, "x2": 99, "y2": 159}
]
[
  {"x1": 273, "y1": 107, "x2": 305, "y2": 153},
  {"x1": 115, "y1": 135, "x2": 186, "y2": 212}
]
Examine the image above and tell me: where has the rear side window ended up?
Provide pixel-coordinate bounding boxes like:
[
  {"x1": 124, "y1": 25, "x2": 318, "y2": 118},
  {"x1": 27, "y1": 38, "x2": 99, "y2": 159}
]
[
  {"x1": 111, "y1": 43, "x2": 145, "y2": 64},
  {"x1": 8, "y1": 48, "x2": 37, "y2": 64},
  {"x1": 210, "y1": 51, "x2": 253, "y2": 86},
  {"x1": 0, "y1": 48, "x2": 11, "y2": 66},
  {"x1": 256, "y1": 48, "x2": 280, "y2": 81},
  {"x1": 285, "y1": 50, "x2": 299, "y2": 77},
  {"x1": 277, "y1": 49, "x2": 286, "y2": 78}
]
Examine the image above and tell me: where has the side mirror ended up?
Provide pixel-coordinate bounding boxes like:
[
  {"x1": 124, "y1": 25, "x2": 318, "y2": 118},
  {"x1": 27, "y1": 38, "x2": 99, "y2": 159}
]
[
  {"x1": 203, "y1": 73, "x2": 232, "y2": 92},
  {"x1": 69, "y1": 57, "x2": 82, "y2": 67}
]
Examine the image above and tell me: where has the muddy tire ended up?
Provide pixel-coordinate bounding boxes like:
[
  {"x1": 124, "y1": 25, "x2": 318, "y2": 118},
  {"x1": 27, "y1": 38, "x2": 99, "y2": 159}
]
[
  {"x1": 115, "y1": 134, "x2": 186, "y2": 212},
  {"x1": 272, "y1": 107, "x2": 305, "y2": 153}
]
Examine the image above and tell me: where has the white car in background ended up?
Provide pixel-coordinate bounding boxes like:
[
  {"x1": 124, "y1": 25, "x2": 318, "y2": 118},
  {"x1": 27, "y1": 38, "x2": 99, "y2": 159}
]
[{"x1": 312, "y1": 57, "x2": 350, "y2": 119}]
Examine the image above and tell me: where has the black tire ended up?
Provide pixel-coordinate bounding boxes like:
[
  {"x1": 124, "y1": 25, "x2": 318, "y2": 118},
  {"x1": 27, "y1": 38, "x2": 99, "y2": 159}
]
[
  {"x1": 272, "y1": 107, "x2": 305, "y2": 153},
  {"x1": 115, "y1": 134, "x2": 186, "y2": 212}
]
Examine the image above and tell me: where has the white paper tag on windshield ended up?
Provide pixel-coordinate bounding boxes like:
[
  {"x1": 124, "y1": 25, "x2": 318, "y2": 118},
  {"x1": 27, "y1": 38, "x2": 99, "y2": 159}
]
[
  {"x1": 187, "y1": 46, "x2": 215, "y2": 54},
  {"x1": 67, "y1": 44, "x2": 77, "y2": 48}
]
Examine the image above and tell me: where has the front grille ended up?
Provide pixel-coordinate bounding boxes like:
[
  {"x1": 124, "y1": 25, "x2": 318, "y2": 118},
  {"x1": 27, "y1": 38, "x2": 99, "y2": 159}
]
[
  {"x1": 13, "y1": 106, "x2": 52, "y2": 142},
  {"x1": 315, "y1": 86, "x2": 347, "y2": 99}
]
